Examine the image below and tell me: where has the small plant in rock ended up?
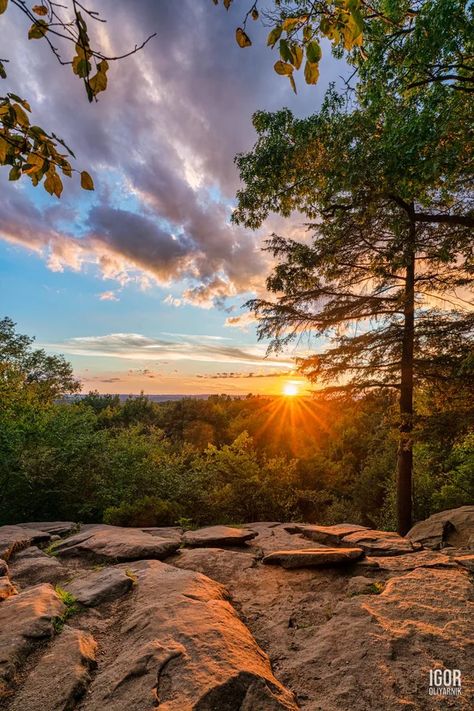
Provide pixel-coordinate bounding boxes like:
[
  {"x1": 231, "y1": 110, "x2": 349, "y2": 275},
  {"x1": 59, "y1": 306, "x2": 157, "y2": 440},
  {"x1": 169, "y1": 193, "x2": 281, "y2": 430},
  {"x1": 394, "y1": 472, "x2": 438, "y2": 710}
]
[
  {"x1": 44, "y1": 541, "x2": 61, "y2": 557},
  {"x1": 124, "y1": 569, "x2": 138, "y2": 586},
  {"x1": 53, "y1": 586, "x2": 80, "y2": 632}
]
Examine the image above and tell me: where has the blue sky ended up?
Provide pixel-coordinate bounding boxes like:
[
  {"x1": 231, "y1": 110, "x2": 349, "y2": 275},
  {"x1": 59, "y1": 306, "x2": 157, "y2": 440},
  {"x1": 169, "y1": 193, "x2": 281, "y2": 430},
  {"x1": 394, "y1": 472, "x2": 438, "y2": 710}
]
[{"x1": 0, "y1": 1, "x2": 343, "y2": 394}]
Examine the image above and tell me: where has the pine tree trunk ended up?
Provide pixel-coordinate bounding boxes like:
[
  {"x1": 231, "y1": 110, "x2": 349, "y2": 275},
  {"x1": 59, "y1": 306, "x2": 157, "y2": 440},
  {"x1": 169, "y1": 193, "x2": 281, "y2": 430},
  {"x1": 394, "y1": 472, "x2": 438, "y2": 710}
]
[{"x1": 397, "y1": 213, "x2": 416, "y2": 535}]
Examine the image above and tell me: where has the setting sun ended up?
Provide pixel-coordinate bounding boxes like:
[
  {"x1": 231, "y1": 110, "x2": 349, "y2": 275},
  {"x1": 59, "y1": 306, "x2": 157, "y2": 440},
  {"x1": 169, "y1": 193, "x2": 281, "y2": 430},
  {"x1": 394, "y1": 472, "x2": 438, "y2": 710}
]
[{"x1": 283, "y1": 382, "x2": 299, "y2": 397}]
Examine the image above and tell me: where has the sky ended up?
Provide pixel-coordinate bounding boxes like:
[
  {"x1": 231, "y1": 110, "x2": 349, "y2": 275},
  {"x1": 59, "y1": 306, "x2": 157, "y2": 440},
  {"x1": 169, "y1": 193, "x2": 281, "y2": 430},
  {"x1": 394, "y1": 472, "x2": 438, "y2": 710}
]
[{"x1": 0, "y1": 1, "x2": 343, "y2": 395}]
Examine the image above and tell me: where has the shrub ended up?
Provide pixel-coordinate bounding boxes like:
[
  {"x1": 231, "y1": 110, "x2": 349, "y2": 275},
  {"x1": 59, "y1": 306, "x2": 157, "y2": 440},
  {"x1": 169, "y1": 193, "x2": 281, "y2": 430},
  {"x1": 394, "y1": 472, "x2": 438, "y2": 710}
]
[{"x1": 103, "y1": 496, "x2": 183, "y2": 527}]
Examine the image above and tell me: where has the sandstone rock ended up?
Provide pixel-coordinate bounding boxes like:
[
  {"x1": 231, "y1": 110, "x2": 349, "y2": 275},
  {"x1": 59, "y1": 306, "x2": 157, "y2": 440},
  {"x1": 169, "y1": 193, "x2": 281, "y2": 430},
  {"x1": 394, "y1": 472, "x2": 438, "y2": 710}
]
[
  {"x1": 140, "y1": 526, "x2": 183, "y2": 542},
  {"x1": 346, "y1": 576, "x2": 381, "y2": 596},
  {"x1": 64, "y1": 567, "x2": 133, "y2": 606},
  {"x1": 365, "y1": 549, "x2": 455, "y2": 572},
  {"x1": 9, "y1": 546, "x2": 66, "y2": 587},
  {"x1": 81, "y1": 560, "x2": 298, "y2": 710},
  {"x1": 248, "y1": 522, "x2": 326, "y2": 557},
  {"x1": 0, "y1": 525, "x2": 51, "y2": 561},
  {"x1": 285, "y1": 522, "x2": 368, "y2": 546},
  {"x1": 183, "y1": 525, "x2": 257, "y2": 548},
  {"x1": 453, "y1": 554, "x2": 474, "y2": 573},
  {"x1": 0, "y1": 576, "x2": 17, "y2": 601},
  {"x1": 342, "y1": 529, "x2": 416, "y2": 556},
  {"x1": 8, "y1": 626, "x2": 97, "y2": 711},
  {"x1": 173, "y1": 547, "x2": 257, "y2": 585},
  {"x1": 0, "y1": 558, "x2": 8, "y2": 576},
  {"x1": 407, "y1": 505, "x2": 474, "y2": 549},
  {"x1": 263, "y1": 547, "x2": 364, "y2": 569},
  {"x1": 17, "y1": 521, "x2": 77, "y2": 537},
  {"x1": 52, "y1": 525, "x2": 180, "y2": 562},
  {"x1": 0, "y1": 583, "x2": 65, "y2": 699}
]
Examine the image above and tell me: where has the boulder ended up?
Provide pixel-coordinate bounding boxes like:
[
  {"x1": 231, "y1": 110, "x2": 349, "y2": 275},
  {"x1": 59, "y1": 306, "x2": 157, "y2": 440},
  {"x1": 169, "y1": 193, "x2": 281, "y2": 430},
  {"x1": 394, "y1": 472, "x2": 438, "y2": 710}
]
[
  {"x1": 407, "y1": 505, "x2": 474, "y2": 549},
  {"x1": 248, "y1": 522, "x2": 327, "y2": 557},
  {"x1": 17, "y1": 521, "x2": 77, "y2": 537},
  {"x1": 9, "y1": 546, "x2": 66, "y2": 587},
  {"x1": 173, "y1": 548, "x2": 257, "y2": 585},
  {"x1": 140, "y1": 526, "x2": 183, "y2": 542},
  {"x1": 0, "y1": 525, "x2": 51, "y2": 561},
  {"x1": 341, "y1": 529, "x2": 416, "y2": 556},
  {"x1": 263, "y1": 547, "x2": 364, "y2": 569},
  {"x1": 285, "y1": 523, "x2": 368, "y2": 546},
  {"x1": 81, "y1": 560, "x2": 298, "y2": 710},
  {"x1": 64, "y1": 567, "x2": 133, "y2": 606},
  {"x1": 0, "y1": 576, "x2": 17, "y2": 601},
  {"x1": 8, "y1": 626, "x2": 97, "y2": 711},
  {"x1": 0, "y1": 583, "x2": 65, "y2": 699},
  {"x1": 365, "y1": 549, "x2": 455, "y2": 572},
  {"x1": 51, "y1": 525, "x2": 180, "y2": 562},
  {"x1": 183, "y1": 525, "x2": 257, "y2": 548}
]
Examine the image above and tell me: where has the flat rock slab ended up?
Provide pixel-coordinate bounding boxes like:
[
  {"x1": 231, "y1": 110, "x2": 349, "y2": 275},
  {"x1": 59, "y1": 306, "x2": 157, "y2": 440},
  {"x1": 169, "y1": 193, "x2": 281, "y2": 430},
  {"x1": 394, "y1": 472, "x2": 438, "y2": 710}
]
[
  {"x1": 183, "y1": 525, "x2": 257, "y2": 548},
  {"x1": 407, "y1": 505, "x2": 474, "y2": 549},
  {"x1": 342, "y1": 529, "x2": 416, "y2": 556},
  {"x1": 0, "y1": 583, "x2": 65, "y2": 699},
  {"x1": 8, "y1": 626, "x2": 97, "y2": 711},
  {"x1": 263, "y1": 547, "x2": 364, "y2": 569},
  {"x1": 365, "y1": 550, "x2": 456, "y2": 572},
  {"x1": 51, "y1": 526, "x2": 180, "y2": 562},
  {"x1": 0, "y1": 525, "x2": 51, "y2": 561},
  {"x1": 454, "y1": 554, "x2": 474, "y2": 573},
  {"x1": 285, "y1": 523, "x2": 368, "y2": 546},
  {"x1": 173, "y1": 548, "x2": 256, "y2": 585},
  {"x1": 10, "y1": 547, "x2": 66, "y2": 588},
  {"x1": 17, "y1": 521, "x2": 77, "y2": 537},
  {"x1": 248, "y1": 523, "x2": 327, "y2": 557},
  {"x1": 80, "y1": 560, "x2": 298, "y2": 710},
  {"x1": 64, "y1": 567, "x2": 133, "y2": 606},
  {"x1": 140, "y1": 526, "x2": 183, "y2": 542}
]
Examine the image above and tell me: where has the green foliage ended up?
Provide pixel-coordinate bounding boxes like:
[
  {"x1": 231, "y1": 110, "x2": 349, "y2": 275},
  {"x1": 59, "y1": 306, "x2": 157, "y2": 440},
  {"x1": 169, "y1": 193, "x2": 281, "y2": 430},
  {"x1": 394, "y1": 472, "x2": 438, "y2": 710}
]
[
  {"x1": 53, "y1": 586, "x2": 80, "y2": 632},
  {"x1": 1, "y1": 319, "x2": 472, "y2": 530},
  {"x1": 104, "y1": 496, "x2": 183, "y2": 528}
]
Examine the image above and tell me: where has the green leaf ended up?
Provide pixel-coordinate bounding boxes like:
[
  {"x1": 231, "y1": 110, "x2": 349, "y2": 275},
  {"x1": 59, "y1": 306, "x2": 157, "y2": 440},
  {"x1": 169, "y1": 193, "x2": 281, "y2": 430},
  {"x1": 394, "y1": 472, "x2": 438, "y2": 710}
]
[
  {"x1": 0, "y1": 61, "x2": 6, "y2": 79},
  {"x1": 235, "y1": 27, "x2": 251, "y2": 48},
  {"x1": 28, "y1": 20, "x2": 48, "y2": 39},
  {"x1": 274, "y1": 60, "x2": 293, "y2": 76},
  {"x1": 267, "y1": 26, "x2": 282, "y2": 48},
  {"x1": 306, "y1": 41, "x2": 322, "y2": 64},
  {"x1": 80, "y1": 171, "x2": 94, "y2": 190},
  {"x1": 279, "y1": 39, "x2": 293, "y2": 63},
  {"x1": 0, "y1": 0, "x2": 8, "y2": 15},
  {"x1": 9, "y1": 166, "x2": 21, "y2": 181}
]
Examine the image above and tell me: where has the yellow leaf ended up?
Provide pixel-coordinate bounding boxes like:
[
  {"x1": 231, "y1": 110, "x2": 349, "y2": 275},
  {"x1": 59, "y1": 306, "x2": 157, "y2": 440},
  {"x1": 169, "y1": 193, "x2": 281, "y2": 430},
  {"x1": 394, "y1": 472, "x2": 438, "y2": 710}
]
[
  {"x1": 23, "y1": 152, "x2": 44, "y2": 174},
  {"x1": 89, "y1": 68, "x2": 107, "y2": 96},
  {"x1": 267, "y1": 26, "x2": 282, "y2": 47},
  {"x1": 0, "y1": 0, "x2": 8, "y2": 15},
  {"x1": 44, "y1": 171, "x2": 55, "y2": 195},
  {"x1": 235, "y1": 27, "x2": 251, "y2": 48},
  {"x1": 0, "y1": 136, "x2": 8, "y2": 162},
  {"x1": 289, "y1": 75, "x2": 297, "y2": 94},
  {"x1": 12, "y1": 103, "x2": 30, "y2": 127},
  {"x1": 80, "y1": 171, "x2": 94, "y2": 190},
  {"x1": 274, "y1": 60, "x2": 293, "y2": 76},
  {"x1": 282, "y1": 16, "x2": 306, "y2": 32},
  {"x1": 53, "y1": 173, "x2": 63, "y2": 198},
  {"x1": 32, "y1": 4, "x2": 48, "y2": 15},
  {"x1": 304, "y1": 60, "x2": 319, "y2": 84},
  {"x1": 290, "y1": 43, "x2": 303, "y2": 70}
]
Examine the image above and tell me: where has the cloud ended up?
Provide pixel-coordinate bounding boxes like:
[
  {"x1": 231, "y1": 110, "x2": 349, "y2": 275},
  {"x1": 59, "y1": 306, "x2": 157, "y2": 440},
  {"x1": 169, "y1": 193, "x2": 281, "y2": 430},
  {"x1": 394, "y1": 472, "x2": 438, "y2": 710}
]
[
  {"x1": 225, "y1": 312, "x2": 258, "y2": 331},
  {"x1": 46, "y1": 332, "x2": 293, "y2": 368},
  {"x1": 99, "y1": 290, "x2": 120, "y2": 302},
  {"x1": 0, "y1": 1, "x2": 340, "y2": 306}
]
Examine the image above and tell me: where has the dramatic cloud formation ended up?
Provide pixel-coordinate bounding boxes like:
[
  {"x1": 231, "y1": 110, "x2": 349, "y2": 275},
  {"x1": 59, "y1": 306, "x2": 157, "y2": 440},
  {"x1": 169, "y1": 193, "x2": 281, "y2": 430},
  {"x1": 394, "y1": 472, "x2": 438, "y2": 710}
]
[
  {"x1": 47, "y1": 332, "x2": 293, "y2": 368},
  {"x1": 0, "y1": 1, "x2": 339, "y2": 306}
]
